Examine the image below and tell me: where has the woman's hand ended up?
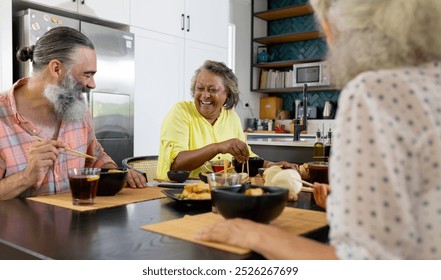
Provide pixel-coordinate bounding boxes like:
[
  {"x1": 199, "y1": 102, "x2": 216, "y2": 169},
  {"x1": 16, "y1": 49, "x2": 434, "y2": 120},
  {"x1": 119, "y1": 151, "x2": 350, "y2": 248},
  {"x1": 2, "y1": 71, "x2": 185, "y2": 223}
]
[
  {"x1": 216, "y1": 138, "x2": 250, "y2": 163},
  {"x1": 196, "y1": 218, "x2": 262, "y2": 249},
  {"x1": 126, "y1": 169, "x2": 147, "y2": 188},
  {"x1": 313, "y1": 183, "x2": 330, "y2": 209},
  {"x1": 195, "y1": 217, "x2": 337, "y2": 259}
]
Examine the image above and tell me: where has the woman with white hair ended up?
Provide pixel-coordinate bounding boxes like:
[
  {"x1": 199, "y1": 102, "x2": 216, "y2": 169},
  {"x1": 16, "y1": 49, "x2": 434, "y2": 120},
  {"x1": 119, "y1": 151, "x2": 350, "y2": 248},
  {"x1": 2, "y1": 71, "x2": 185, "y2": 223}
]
[{"x1": 196, "y1": 0, "x2": 441, "y2": 259}]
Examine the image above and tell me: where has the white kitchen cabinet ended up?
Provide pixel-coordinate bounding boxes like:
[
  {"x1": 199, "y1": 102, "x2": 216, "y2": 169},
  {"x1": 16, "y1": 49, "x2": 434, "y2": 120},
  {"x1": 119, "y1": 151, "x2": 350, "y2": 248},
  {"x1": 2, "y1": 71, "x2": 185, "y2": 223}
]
[
  {"x1": 131, "y1": 0, "x2": 228, "y2": 48},
  {"x1": 130, "y1": 0, "x2": 185, "y2": 38},
  {"x1": 130, "y1": 27, "x2": 228, "y2": 156},
  {"x1": 130, "y1": 0, "x2": 229, "y2": 156},
  {"x1": 22, "y1": 0, "x2": 130, "y2": 24},
  {"x1": 184, "y1": 0, "x2": 228, "y2": 48},
  {"x1": 130, "y1": 27, "x2": 185, "y2": 156}
]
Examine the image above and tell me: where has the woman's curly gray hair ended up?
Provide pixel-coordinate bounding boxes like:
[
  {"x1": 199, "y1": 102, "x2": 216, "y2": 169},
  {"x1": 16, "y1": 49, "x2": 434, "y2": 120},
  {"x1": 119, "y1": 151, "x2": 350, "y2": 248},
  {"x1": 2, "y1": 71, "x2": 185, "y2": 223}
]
[
  {"x1": 190, "y1": 60, "x2": 240, "y2": 110},
  {"x1": 310, "y1": 0, "x2": 441, "y2": 88}
]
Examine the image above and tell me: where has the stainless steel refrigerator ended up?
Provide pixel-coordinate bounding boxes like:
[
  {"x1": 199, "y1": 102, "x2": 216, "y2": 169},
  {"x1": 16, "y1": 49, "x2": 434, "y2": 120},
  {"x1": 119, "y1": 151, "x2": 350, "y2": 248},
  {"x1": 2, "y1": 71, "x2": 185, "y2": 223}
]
[{"x1": 13, "y1": 8, "x2": 134, "y2": 166}]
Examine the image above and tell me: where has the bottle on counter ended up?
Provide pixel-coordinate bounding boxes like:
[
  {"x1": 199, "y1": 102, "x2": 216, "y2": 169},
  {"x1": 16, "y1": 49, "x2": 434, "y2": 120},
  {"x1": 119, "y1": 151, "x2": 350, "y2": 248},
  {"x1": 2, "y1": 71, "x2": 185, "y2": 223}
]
[
  {"x1": 324, "y1": 127, "x2": 332, "y2": 162},
  {"x1": 313, "y1": 127, "x2": 325, "y2": 162},
  {"x1": 268, "y1": 119, "x2": 273, "y2": 131}
]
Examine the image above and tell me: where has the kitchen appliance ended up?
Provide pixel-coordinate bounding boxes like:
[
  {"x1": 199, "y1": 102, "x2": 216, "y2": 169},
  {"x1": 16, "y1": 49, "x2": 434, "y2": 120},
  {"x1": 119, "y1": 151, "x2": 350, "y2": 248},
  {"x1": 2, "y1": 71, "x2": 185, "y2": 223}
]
[
  {"x1": 246, "y1": 118, "x2": 258, "y2": 131},
  {"x1": 323, "y1": 101, "x2": 334, "y2": 119},
  {"x1": 292, "y1": 61, "x2": 331, "y2": 87},
  {"x1": 297, "y1": 106, "x2": 317, "y2": 119},
  {"x1": 13, "y1": 9, "x2": 135, "y2": 166}
]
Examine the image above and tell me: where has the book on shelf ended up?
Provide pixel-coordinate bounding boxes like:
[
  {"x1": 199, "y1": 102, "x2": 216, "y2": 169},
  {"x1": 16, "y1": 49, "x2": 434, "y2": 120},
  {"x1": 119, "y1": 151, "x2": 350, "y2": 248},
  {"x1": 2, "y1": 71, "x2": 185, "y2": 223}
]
[
  {"x1": 258, "y1": 68, "x2": 294, "y2": 89},
  {"x1": 259, "y1": 69, "x2": 268, "y2": 89}
]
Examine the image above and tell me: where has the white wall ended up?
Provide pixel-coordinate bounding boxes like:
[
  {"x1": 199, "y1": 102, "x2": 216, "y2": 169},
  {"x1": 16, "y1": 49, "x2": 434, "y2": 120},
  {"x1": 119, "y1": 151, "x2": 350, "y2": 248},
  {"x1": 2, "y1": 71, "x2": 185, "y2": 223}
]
[
  {"x1": 230, "y1": 0, "x2": 262, "y2": 128},
  {"x1": 0, "y1": 0, "x2": 13, "y2": 91}
]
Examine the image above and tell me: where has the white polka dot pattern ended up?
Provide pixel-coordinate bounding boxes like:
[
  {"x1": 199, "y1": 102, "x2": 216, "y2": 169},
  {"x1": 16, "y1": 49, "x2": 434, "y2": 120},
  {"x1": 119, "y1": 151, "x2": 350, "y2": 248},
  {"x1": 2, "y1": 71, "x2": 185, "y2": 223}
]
[{"x1": 327, "y1": 61, "x2": 441, "y2": 259}]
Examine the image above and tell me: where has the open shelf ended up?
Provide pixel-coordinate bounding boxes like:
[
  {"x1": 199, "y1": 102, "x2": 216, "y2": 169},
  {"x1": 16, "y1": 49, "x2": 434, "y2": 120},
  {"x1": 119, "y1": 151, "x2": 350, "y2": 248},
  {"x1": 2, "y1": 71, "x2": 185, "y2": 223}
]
[
  {"x1": 252, "y1": 86, "x2": 338, "y2": 93},
  {"x1": 254, "y1": 31, "x2": 322, "y2": 45},
  {"x1": 254, "y1": 4, "x2": 313, "y2": 21},
  {"x1": 253, "y1": 59, "x2": 321, "y2": 69},
  {"x1": 250, "y1": 1, "x2": 336, "y2": 95}
]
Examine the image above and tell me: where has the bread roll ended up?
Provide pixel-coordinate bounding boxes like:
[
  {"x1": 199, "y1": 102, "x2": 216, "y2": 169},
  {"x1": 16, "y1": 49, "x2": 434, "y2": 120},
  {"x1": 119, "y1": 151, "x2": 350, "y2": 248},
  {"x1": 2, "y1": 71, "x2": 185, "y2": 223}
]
[{"x1": 263, "y1": 166, "x2": 302, "y2": 201}]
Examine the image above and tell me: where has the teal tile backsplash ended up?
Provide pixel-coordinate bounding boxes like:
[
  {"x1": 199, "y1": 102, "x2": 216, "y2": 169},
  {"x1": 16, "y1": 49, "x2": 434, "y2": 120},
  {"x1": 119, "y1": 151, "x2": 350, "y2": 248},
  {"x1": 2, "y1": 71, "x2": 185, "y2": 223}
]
[
  {"x1": 269, "y1": 0, "x2": 309, "y2": 9},
  {"x1": 263, "y1": 0, "x2": 340, "y2": 117}
]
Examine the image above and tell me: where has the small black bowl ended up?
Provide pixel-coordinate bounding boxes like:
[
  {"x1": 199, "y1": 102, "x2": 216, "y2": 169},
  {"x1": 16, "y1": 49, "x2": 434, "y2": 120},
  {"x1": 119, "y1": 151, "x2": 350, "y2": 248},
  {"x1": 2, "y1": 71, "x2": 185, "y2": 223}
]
[
  {"x1": 199, "y1": 172, "x2": 212, "y2": 183},
  {"x1": 211, "y1": 184, "x2": 288, "y2": 224},
  {"x1": 97, "y1": 168, "x2": 128, "y2": 196},
  {"x1": 167, "y1": 170, "x2": 190, "y2": 183}
]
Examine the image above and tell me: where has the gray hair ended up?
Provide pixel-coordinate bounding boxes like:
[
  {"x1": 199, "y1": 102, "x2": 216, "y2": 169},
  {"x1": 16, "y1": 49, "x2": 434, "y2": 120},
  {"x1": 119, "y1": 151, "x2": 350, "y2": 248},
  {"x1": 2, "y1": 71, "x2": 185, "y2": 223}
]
[
  {"x1": 310, "y1": 0, "x2": 441, "y2": 88},
  {"x1": 16, "y1": 26, "x2": 95, "y2": 73},
  {"x1": 190, "y1": 60, "x2": 240, "y2": 110}
]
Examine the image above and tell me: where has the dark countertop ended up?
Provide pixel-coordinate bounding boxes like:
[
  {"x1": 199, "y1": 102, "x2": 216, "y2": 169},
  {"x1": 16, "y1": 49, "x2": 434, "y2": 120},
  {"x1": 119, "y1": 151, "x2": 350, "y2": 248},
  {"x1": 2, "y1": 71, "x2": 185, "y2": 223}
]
[{"x1": 0, "y1": 191, "x2": 327, "y2": 260}]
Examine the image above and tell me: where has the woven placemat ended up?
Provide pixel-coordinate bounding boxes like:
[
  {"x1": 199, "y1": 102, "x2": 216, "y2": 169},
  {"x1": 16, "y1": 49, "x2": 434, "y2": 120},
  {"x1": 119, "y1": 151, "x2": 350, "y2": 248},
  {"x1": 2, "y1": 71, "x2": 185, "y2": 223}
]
[
  {"x1": 27, "y1": 187, "x2": 167, "y2": 212},
  {"x1": 141, "y1": 207, "x2": 327, "y2": 255}
]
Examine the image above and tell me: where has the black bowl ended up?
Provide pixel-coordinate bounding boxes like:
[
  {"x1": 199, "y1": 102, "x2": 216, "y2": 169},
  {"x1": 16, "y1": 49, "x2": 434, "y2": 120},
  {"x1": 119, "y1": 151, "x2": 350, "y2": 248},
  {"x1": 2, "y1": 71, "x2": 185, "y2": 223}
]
[
  {"x1": 211, "y1": 184, "x2": 288, "y2": 224},
  {"x1": 232, "y1": 157, "x2": 264, "y2": 177},
  {"x1": 97, "y1": 168, "x2": 128, "y2": 196},
  {"x1": 198, "y1": 172, "x2": 212, "y2": 183},
  {"x1": 167, "y1": 170, "x2": 190, "y2": 183}
]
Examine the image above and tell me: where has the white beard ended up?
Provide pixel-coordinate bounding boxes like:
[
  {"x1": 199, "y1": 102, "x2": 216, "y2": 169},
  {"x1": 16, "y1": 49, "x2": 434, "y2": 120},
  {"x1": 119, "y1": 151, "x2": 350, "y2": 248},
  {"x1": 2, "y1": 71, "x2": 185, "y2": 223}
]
[{"x1": 44, "y1": 72, "x2": 89, "y2": 123}]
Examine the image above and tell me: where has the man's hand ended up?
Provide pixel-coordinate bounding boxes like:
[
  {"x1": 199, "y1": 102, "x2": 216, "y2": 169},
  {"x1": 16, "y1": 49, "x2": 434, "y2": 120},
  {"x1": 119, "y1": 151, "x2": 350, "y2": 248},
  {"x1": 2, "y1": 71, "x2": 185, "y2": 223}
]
[
  {"x1": 24, "y1": 139, "x2": 65, "y2": 188},
  {"x1": 126, "y1": 169, "x2": 147, "y2": 188}
]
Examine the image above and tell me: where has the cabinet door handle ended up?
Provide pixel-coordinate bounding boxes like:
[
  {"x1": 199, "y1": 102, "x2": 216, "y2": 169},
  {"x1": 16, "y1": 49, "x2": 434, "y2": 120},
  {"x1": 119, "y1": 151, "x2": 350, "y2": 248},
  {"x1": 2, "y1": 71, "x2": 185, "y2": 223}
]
[
  {"x1": 81, "y1": 0, "x2": 85, "y2": 4},
  {"x1": 181, "y1": 14, "x2": 185, "y2": 30},
  {"x1": 186, "y1": 15, "x2": 190, "y2": 32},
  {"x1": 72, "y1": 0, "x2": 76, "y2": 2}
]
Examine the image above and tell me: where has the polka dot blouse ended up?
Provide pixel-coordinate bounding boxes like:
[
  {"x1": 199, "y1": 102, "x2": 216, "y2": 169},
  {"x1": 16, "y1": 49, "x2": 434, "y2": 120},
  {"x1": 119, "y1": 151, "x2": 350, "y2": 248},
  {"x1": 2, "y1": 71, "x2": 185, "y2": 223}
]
[{"x1": 328, "y1": 61, "x2": 441, "y2": 259}]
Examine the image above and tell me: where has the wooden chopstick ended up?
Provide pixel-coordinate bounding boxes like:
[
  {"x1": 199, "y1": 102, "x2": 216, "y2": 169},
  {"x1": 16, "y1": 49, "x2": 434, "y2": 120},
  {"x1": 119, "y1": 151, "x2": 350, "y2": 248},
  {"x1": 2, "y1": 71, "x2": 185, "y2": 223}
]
[
  {"x1": 62, "y1": 150, "x2": 96, "y2": 159},
  {"x1": 32, "y1": 135, "x2": 97, "y2": 160},
  {"x1": 291, "y1": 176, "x2": 314, "y2": 192},
  {"x1": 244, "y1": 132, "x2": 249, "y2": 177}
]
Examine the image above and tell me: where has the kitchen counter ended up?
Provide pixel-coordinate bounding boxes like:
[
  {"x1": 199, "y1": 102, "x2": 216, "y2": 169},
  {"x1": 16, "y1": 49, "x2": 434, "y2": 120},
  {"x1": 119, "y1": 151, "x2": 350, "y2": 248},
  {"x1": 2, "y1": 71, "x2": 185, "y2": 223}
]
[
  {"x1": 247, "y1": 133, "x2": 316, "y2": 163},
  {"x1": 247, "y1": 132, "x2": 315, "y2": 147}
]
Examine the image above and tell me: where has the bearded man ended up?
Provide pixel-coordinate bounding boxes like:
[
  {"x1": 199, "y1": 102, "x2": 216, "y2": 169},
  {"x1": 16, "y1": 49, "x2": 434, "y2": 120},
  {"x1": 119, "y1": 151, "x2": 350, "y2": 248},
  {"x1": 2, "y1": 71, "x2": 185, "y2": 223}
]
[{"x1": 0, "y1": 27, "x2": 146, "y2": 200}]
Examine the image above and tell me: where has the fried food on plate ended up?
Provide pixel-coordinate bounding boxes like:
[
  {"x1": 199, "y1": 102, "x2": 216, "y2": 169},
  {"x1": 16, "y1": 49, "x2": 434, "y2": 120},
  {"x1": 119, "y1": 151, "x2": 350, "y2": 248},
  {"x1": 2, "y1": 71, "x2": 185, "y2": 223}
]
[{"x1": 179, "y1": 181, "x2": 210, "y2": 200}]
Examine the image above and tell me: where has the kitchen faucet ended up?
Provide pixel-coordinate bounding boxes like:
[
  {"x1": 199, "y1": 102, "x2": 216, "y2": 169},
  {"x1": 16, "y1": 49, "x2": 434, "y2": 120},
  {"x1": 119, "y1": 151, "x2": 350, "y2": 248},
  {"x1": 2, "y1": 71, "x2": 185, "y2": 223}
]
[{"x1": 293, "y1": 84, "x2": 308, "y2": 141}]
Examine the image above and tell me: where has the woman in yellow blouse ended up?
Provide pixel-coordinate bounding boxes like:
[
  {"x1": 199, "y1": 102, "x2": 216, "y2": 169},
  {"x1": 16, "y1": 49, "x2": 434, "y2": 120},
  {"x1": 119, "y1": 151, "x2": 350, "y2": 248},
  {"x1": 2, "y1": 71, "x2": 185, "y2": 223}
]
[{"x1": 157, "y1": 60, "x2": 296, "y2": 180}]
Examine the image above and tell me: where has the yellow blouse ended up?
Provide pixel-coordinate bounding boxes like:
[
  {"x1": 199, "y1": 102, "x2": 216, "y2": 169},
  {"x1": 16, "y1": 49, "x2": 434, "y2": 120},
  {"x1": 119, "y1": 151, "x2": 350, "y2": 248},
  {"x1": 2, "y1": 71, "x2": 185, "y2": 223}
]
[{"x1": 157, "y1": 101, "x2": 257, "y2": 180}]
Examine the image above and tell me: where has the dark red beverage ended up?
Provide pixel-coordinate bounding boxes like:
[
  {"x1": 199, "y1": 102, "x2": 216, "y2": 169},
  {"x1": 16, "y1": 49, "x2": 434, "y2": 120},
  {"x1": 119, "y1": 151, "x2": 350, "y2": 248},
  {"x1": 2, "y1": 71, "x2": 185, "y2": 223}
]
[
  {"x1": 308, "y1": 162, "x2": 329, "y2": 184},
  {"x1": 212, "y1": 165, "x2": 225, "y2": 173},
  {"x1": 69, "y1": 174, "x2": 99, "y2": 205}
]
